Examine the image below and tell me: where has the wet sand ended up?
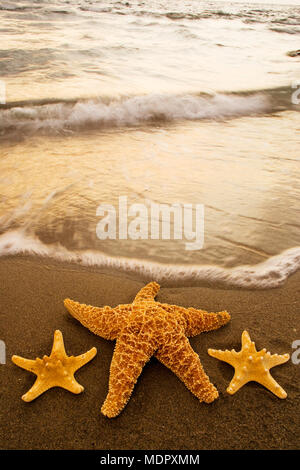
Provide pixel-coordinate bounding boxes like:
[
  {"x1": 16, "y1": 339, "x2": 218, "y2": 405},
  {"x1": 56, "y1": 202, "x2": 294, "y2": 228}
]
[{"x1": 0, "y1": 255, "x2": 299, "y2": 450}]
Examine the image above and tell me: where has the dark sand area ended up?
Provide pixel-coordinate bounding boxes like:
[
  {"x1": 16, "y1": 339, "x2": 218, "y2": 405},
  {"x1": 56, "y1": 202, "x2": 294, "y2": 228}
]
[{"x1": 0, "y1": 255, "x2": 299, "y2": 450}]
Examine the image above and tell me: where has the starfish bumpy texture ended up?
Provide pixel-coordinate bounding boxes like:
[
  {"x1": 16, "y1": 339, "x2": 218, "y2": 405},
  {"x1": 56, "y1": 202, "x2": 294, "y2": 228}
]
[
  {"x1": 12, "y1": 330, "x2": 97, "y2": 401},
  {"x1": 64, "y1": 281, "x2": 230, "y2": 418},
  {"x1": 208, "y1": 330, "x2": 289, "y2": 398}
]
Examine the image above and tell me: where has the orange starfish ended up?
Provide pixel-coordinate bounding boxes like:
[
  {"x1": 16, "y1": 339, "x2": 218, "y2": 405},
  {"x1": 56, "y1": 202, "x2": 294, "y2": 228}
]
[
  {"x1": 208, "y1": 330, "x2": 289, "y2": 398},
  {"x1": 12, "y1": 330, "x2": 97, "y2": 401},
  {"x1": 64, "y1": 281, "x2": 230, "y2": 418}
]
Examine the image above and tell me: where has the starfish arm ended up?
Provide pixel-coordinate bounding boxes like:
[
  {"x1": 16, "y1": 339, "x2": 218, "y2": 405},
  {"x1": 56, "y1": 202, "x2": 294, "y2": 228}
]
[
  {"x1": 155, "y1": 335, "x2": 219, "y2": 403},
  {"x1": 101, "y1": 332, "x2": 156, "y2": 418},
  {"x1": 64, "y1": 299, "x2": 129, "y2": 340},
  {"x1": 241, "y1": 330, "x2": 257, "y2": 353},
  {"x1": 133, "y1": 282, "x2": 160, "y2": 303},
  {"x1": 255, "y1": 372, "x2": 287, "y2": 399},
  {"x1": 183, "y1": 308, "x2": 230, "y2": 337},
  {"x1": 50, "y1": 330, "x2": 67, "y2": 359},
  {"x1": 157, "y1": 302, "x2": 230, "y2": 336},
  {"x1": 241, "y1": 330, "x2": 251, "y2": 346},
  {"x1": 12, "y1": 355, "x2": 38, "y2": 374},
  {"x1": 226, "y1": 372, "x2": 250, "y2": 395},
  {"x1": 72, "y1": 347, "x2": 97, "y2": 370},
  {"x1": 207, "y1": 348, "x2": 238, "y2": 367},
  {"x1": 159, "y1": 304, "x2": 230, "y2": 337},
  {"x1": 265, "y1": 353, "x2": 290, "y2": 369},
  {"x1": 60, "y1": 376, "x2": 84, "y2": 394},
  {"x1": 21, "y1": 377, "x2": 52, "y2": 402}
]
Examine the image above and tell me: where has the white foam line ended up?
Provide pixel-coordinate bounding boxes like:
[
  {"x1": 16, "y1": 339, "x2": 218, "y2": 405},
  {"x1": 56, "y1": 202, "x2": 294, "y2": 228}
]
[
  {"x1": 0, "y1": 230, "x2": 299, "y2": 289},
  {"x1": 0, "y1": 93, "x2": 270, "y2": 135}
]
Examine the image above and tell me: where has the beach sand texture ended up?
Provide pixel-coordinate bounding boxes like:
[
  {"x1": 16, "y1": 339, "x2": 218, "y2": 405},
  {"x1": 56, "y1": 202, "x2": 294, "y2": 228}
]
[{"x1": 0, "y1": 256, "x2": 299, "y2": 450}]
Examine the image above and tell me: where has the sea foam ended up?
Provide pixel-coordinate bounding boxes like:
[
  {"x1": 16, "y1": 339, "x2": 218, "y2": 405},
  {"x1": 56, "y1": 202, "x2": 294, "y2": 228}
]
[
  {"x1": 0, "y1": 93, "x2": 270, "y2": 137},
  {"x1": 0, "y1": 229, "x2": 299, "y2": 289}
]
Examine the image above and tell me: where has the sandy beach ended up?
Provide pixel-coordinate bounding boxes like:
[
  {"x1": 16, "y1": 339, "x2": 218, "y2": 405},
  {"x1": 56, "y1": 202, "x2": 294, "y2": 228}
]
[
  {"x1": 0, "y1": 255, "x2": 299, "y2": 450},
  {"x1": 1, "y1": 0, "x2": 300, "y2": 455}
]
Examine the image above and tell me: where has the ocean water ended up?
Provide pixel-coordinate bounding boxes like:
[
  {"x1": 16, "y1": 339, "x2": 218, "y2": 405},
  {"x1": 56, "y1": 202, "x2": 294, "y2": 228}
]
[{"x1": 0, "y1": 0, "x2": 299, "y2": 287}]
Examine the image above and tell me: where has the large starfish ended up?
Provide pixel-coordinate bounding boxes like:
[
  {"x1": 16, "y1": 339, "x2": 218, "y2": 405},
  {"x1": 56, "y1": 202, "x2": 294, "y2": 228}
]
[
  {"x1": 64, "y1": 281, "x2": 230, "y2": 418},
  {"x1": 12, "y1": 330, "x2": 97, "y2": 401},
  {"x1": 208, "y1": 330, "x2": 289, "y2": 398}
]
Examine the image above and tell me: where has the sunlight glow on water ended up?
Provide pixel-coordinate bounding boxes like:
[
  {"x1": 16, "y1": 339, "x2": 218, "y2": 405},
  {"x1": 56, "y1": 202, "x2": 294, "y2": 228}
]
[{"x1": 0, "y1": 0, "x2": 299, "y2": 274}]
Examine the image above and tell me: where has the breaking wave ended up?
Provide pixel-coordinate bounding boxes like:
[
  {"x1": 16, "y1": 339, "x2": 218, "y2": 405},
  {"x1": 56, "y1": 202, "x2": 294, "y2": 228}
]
[
  {"x1": 0, "y1": 229, "x2": 299, "y2": 289},
  {"x1": 0, "y1": 88, "x2": 292, "y2": 138}
]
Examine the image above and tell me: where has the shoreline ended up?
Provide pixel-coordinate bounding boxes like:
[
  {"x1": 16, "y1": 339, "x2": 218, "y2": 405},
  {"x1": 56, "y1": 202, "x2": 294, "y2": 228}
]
[
  {"x1": 0, "y1": 254, "x2": 299, "y2": 449},
  {"x1": 0, "y1": 236, "x2": 300, "y2": 289}
]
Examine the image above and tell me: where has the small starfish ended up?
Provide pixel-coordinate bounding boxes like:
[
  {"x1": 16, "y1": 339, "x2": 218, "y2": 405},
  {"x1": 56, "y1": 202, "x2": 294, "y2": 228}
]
[
  {"x1": 64, "y1": 281, "x2": 230, "y2": 418},
  {"x1": 12, "y1": 330, "x2": 97, "y2": 402},
  {"x1": 208, "y1": 330, "x2": 289, "y2": 398}
]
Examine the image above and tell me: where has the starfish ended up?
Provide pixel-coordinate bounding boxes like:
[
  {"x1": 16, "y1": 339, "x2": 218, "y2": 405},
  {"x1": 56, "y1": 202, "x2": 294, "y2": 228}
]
[
  {"x1": 208, "y1": 330, "x2": 289, "y2": 399},
  {"x1": 12, "y1": 330, "x2": 97, "y2": 402},
  {"x1": 64, "y1": 281, "x2": 230, "y2": 418}
]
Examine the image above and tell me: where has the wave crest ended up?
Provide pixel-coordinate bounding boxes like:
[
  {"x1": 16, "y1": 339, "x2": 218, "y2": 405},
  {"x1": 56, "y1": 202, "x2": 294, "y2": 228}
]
[{"x1": 0, "y1": 92, "x2": 270, "y2": 138}]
